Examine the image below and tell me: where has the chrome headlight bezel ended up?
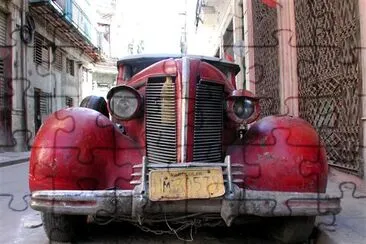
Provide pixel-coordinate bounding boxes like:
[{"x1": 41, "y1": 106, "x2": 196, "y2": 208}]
[{"x1": 107, "y1": 85, "x2": 143, "y2": 120}]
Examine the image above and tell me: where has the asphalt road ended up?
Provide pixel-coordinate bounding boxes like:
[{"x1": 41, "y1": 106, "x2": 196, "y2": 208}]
[{"x1": 0, "y1": 162, "x2": 313, "y2": 244}]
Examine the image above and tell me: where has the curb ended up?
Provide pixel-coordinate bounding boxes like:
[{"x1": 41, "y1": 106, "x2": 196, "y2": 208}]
[{"x1": 0, "y1": 157, "x2": 29, "y2": 168}]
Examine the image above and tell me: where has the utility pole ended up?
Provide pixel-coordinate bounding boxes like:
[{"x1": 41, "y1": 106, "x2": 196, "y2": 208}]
[{"x1": 179, "y1": 0, "x2": 187, "y2": 55}]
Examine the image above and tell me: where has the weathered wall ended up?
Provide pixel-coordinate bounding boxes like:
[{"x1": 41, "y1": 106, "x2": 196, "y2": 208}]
[{"x1": 1, "y1": 0, "x2": 94, "y2": 151}]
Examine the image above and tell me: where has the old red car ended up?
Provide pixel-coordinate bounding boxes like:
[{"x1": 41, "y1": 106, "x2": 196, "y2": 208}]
[{"x1": 29, "y1": 55, "x2": 341, "y2": 243}]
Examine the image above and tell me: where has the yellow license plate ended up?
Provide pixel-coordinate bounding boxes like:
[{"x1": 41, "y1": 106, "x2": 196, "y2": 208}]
[{"x1": 149, "y1": 167, "x2": 225, "y2": 201}]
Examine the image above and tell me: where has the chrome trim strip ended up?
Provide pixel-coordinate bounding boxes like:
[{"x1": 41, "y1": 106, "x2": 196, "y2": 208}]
[
  {"x1": 225, "y1": 156, "x2": 233, "y2": 193},
  {"x1": 181, "y1": 57, "x2": 189, "y2": 162},
  {"x1": 140, "y1": 156, "x2": 147, "y2": 194}
]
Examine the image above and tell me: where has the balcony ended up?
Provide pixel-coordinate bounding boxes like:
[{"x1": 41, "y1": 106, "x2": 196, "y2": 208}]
[
  {"x1": 195, "y1": 0, "x2": 229, "y2": 28},
  {"x1": 29, "y1": 0, "x2": 101, "y2": 61}
]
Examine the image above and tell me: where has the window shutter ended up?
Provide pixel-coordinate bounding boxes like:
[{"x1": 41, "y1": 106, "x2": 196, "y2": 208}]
[
  {"x1": 0, "y1": 11, "x2": 7, "y2": 112},
  {"x1": 0, "y1": 59, "x2": 5, "y2": 110},
  {"x1": 33, "y1": 33, "x2": 49, "y2": 69},
  {"x1": 40, "y1": 91, "x2": 51, "y2": 115},
  {"x1": 66, "y1": 58, "x2": 74, "y2": 76},
  {"x1": 0, "y1": 11, "x2": 6, "y2": 46},
  {"x1": 54, "y1": 49, "x2": 63, "y2": 71}
]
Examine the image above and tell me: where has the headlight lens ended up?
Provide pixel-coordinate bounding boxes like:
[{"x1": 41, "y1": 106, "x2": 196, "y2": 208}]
[
  {"x1": 108, "y1": 86, "x2": 141, "y2": 120},
  {"x1": 233, "y1": 98, "x2": 254, "y2": 120}
]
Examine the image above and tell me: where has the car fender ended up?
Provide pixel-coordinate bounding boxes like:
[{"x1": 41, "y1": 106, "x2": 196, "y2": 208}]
[
  {"x1": 29, "y1": 107, "x2": 143, "y2": 191},
  {"x1": 227, "y1": 115, "x2": 328, "y2": 193}
]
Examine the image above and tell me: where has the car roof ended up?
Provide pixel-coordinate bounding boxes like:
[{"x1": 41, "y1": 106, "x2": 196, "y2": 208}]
[{"x1": 116, "y1": 54, "x2": 241, "y2": 75}]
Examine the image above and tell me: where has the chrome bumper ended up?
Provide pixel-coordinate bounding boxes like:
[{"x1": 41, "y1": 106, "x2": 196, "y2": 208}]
[
  {"x1": 30, "y1": 156, "x2": 341, "y2": 226},
  {"x1": 30, "y1": 185, "x2": 341, "y2": 226}
]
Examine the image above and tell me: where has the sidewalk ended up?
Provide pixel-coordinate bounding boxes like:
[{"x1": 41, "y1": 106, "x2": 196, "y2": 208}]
[
  {"x1": 316, "y1": 168, "x2": 366, "y2": 244},
  {"x1": 0, "y1": 151, "x2": 30, "y2": 168},
  {"x1": 0, "y1": 152, "x2": 364, "y2": 243}
]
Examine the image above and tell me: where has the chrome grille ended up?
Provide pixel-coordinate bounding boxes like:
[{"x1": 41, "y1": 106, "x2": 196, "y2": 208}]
[
  {"x1": 146, "y1": 77, "x2": 177, "y2": 163},
  {"x1": 193, "y1": 82, "x2": 224, "y2": 162}
]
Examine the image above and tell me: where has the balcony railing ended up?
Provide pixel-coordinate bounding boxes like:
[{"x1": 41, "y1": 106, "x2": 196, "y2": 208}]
[{"x1": 29, "y1": 0, "x2": 100, "y2": 60}]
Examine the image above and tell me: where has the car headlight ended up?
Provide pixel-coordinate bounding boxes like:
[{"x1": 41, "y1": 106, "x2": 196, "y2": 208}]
[
  {"x1": 107, "y1": 85, "x2": 142, "y2": 120},
  {"x1": 226, "y1": 90, "x2": 260, "y2": 124},
  {"x1": 233, "y1": 98, "x2": 254, "y2": 120}
]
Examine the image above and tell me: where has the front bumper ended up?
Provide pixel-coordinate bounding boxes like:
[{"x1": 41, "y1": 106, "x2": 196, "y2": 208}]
[
  {"x1": 30, "y1": 156, "x2": 341, "y2": 226},
  {"x1": 30, "y1": 186, "x2": 341, "y2": 226}
]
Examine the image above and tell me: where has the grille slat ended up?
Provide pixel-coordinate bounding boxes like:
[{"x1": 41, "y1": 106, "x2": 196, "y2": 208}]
[
  {"x1": 146, "y1": 123, "x2": 177, "y2": 129},
  {"x1": 146, "y1": 131, "x2": 176, "y2": 138},
  {"x1": 147, "y1": 143, "x2": 177, "y2": 150},
  {"x1": 149, "y1": 154, "x2": 177, "y2": 161},
  {"x1": 147, "y1": 146, "x2": 176, "y2": 153},
  {"x1": 193, "y1": 82, "x2": 224, "y2": 162},
  {"x1": 147, "y1": 118, "x2": 176, "y2": 123},
  {"x1": 147, "y1": 108, "x2": 176, "y2": 112},
  {"x1": 146, "y1": 137, "x2": 172, "y2": 145},
  {"x1": 146, "y1": 77, "x2": 177, "y2": 163},
  {"x1": 194, "y1": 131, "x2": 223, "y2": 135}
]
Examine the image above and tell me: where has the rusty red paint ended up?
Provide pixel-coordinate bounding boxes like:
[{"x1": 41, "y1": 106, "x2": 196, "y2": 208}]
[
  {"x1": 199, "y1": 61, "x2": 235, "y2": 93},
  {"x1": 29, "y1": 107, "x2": 143, "y2": 191},
  {"x1": 228, "y1": 115, "x2": 328, "y2": 192},
  {"x1": 262, "y1": 0, "x2": 278, "y2": 8}
]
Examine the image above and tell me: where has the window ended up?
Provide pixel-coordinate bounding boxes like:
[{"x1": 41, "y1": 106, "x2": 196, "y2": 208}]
[
  {"x1": 34, "y1": 89, "x2": 52, "y2": 133},
  {"x1": 81, "y1": 67, "x2": 88, "y2": 83},
  {"x1": 223, "y1": 20, "x2": 234, "y2": 61},
  {"x1": 66, "y1": 58, "x2": 74, "y2": 76},
  {"x1": 65, "y1": 96, "x2": 73, "y2": 107},
  {"x1": 40, "y1": 91, "x2": 52, "y2": 115},
  {"x1": 33, "y1": 33, "x2": 50, "y2": 69},
  {"x1": 0, "y1": 59, "x2": 5, "y2": 110},
  {"x1": 0, "y1": 10, "x2": 7, "y2": 46},
  {"x1": 0, "y1": 11, "x2": 5, "y2": 102},
  {"x1": 54, "y1": 0, "x2": 66, "y2": 10},
  {"x1": 53, "y1": 48, "x2": 63, "y2": 71}
]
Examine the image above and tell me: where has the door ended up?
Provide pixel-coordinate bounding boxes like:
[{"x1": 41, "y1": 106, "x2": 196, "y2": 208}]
[
  {"x1": 0, "y1": 10, "x2": 9, "y2": 146},
  {"x1": 34, "y1": 89, "x2": 42, "y2": 134}
]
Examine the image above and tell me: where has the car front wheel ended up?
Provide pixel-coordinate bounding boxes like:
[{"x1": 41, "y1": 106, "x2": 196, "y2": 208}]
[
  {"x1": 268, "y1": 216, "x2": 316, "y2": 243},
  {"x1": 41, "y1": 212, "x2": 87, "y2": 242}
]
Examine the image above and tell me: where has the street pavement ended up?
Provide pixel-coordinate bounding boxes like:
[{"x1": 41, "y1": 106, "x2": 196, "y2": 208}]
[
  {"x1": 0, "y1": 162, "x2": 276, "y2": 244},
  {"x1": 0, "y1": 161, "x2": 365, "y2": 243},
  {"x1": 316, "y1": 169, "x2": 366, "y2": 244},
  {"x1": 0, "y1": 152, "x2": 30, "y2": 168}
]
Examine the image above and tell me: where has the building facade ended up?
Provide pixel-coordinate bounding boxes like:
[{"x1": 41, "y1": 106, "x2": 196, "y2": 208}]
[
  {"x1": 90, "y1": 0, "x2": 118, "y2": 99},
  {"x1": 0, "y1": 0, "x2": 101, "y2": 152},
  {"x1": 194, "y1": 0, "x2": 366, "y2": 178}
]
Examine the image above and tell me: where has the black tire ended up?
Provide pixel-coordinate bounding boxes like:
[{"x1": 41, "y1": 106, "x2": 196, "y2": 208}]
[
  {"x1": 80, "y1": 95, "x2": 109, "y2": 118},
  {"x1": 269, "y1": 216, "x2": 315, "y2": 243},
  {"x1": 41, "y1": 212, "x2": 87, "y2": 242}
]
